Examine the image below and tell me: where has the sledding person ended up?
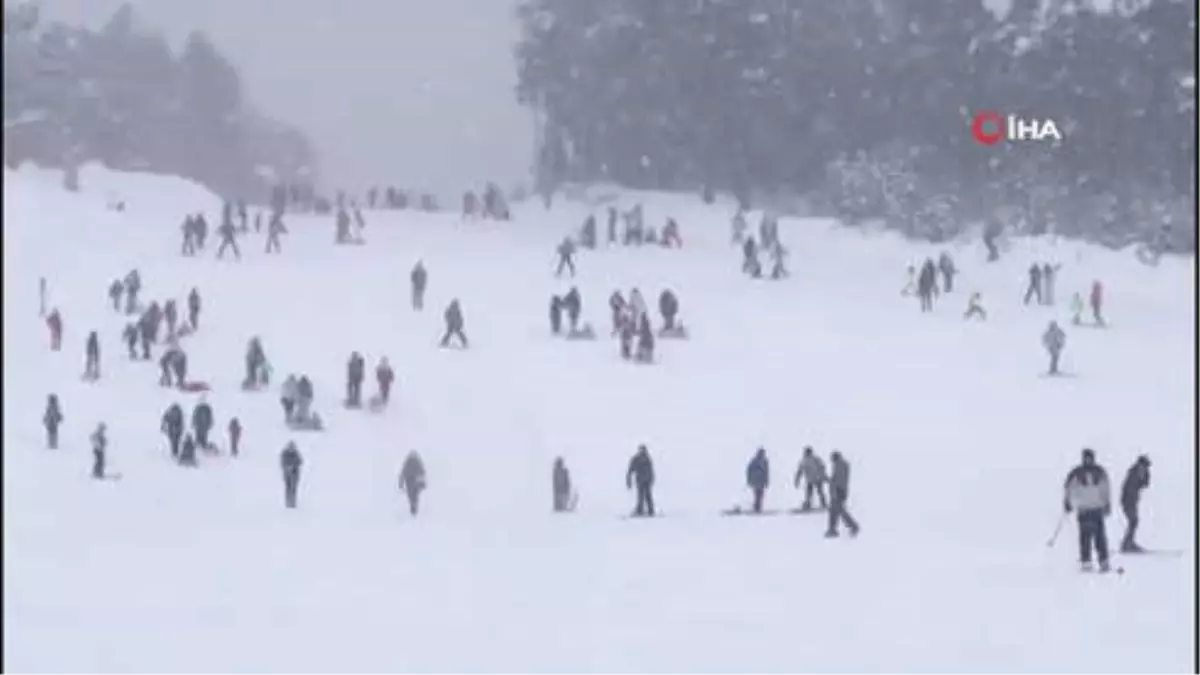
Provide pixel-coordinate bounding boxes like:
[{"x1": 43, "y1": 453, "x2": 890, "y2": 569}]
[
  {"x1": 562, "y1": 287, "x2": 582, "y2": 333},
  {"x1": 626, "y1": 444, "x2": 656, "y2": 517},
  {"x1": 440, "y1": 299, "x2": 469, "y2": 348},
  {"x1": 90, "y1": 423, "x2": 108, "y2": 479},
  {"x1": 265, "y1": 211, "x2": 287, "y2": 253},
  {"x1": 46, "y1": 308, "x2": 62, "y2": 351},
  {"x1": 108, "y1": 279, "x2": 124, "y2": 311},
  {"x1": 742, "y1": 237, "x2": 761, "y2": 278},
  {"x1": 964, "y1": 292, "x2": 987, "y2": 320},
  {"x1": 1119, "y1": 455, "x2": 1151, "y2": 553},
  {"x1": 661, "y1": 218, "x2": 682, "y2": 248},
  {"x1": 794, "y1": 446, "x2": 829, "y2": 511},
  {"x1": 346, "y1": 351, "x2": 366, "y2": 407},
  {"x1": 281, "y1": 374, "x2": 300, "y2": 422},
  {"x1": 187, "y1": 288, "x2": 201, "y2": 331},
  {"x1": 44, "y1": 394, "x2": 63, "y2": 449},
  {"x1": 549, "y1": 295, "x2": 564, "y2": 335},
  {"x1": 398, "y1": 450, "x2": 427, "y2": 516},
  {"x1": 84, "y1": 330, "x2": 101, "y2": 380},
  {"x1": 825, "y1": 451, "x2": 860, "y2": 537},
  {"x1": 163, "y1": 299, "x2": 178, "y2": 338},
  {"x1": 658, "y1": 289, "x2": 679, "y2": 332},
  {"x1": 162, "y1": 403, "x2": 184, "y2": 457},
  {"x1": 552, "y1": 457, "x2": 573, "y2": 513},
  {"x1": 192, "y1": 399, "x2": 214, "y2": 450},
  {"x1": 410, "y1": 261, "x2": 428, "y2": 311},
  {"x1": 1090, "y1": 280, "x2": 1105, "y2": 326},
  {"x1": 280, "y1": 441, "x2": 303, "y2": 508},
  {"x1": 608, "y1": 291, "x2": 626, "y2": 336},
  {"x1": 122, "y1": 323, "x2": 138, "y2": 359},
  {"x1": 555, "y1": 237, "x2": 577, "y2": 278},
  {"x1": 124, "y1": 269, "x2": 142, "y2": 315},
  {"x1": 746, "y1": 447, "x2": 770, "y2": 514},
  {"x1": 937, "y1": 252, "x2": 957, "y2": 293},
  {"x1": 1063, "y1": 448, "x2": 1112, "y2": 571},
  {"x1": 917, "y1": 258, "x2": 938, "y2": 312},
  {"x1": 1041, "y1": 263, "x2": 1061, "y2": 306},
  {"x1": 228, "y1": 417, "x2": 242, "y2": 457},
  {"x1": 1023, "y1": 263, "x2": 1043, "y2": 305},
  {"x1": 1042, "y1": 321, "x2": 1066, "y2": 376},
  {"x1": 635, "y1": 315, "x2": 655, "y2": 363}
]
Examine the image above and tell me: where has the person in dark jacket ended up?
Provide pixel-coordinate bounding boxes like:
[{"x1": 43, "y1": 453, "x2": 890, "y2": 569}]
[
  {"x1": 555, "y1": 237, "x2": 577, "y2": 278},
  {"x1": 411, "y1": 261, "x2": 428, "y2": 311},
  {"x1": 826, "y1": 451, "x2": 860, "y2": 537},
  {"x1": 84, "y1": 331, "x2": 101, "y2": 380},
  {"x1": 46, "y1": 308, "x2": 63, "y2": 351},
  {"x1": 44, "y1": 394, "x2": 63, "y2": 449},
  {"x1": 626, "y1": 444, "x2": 656, "y2": 516},
  {"x1": 346, "y1": 351, "x2": 366, "y2": 407},
  {"x1": 375, "y1": 357, "x2": 395, "y2": 404},
  {"x1": 163, "y1": 299, "x2": 178, "y2": 338},
  {"x1": 244, "y1": 338, "x2": 267, "y2": 388},
  {"x1": 281, "y1": 442, "x2": 303, "y2": 508},
  {"x1": 137, "y1": 312, "x2": 154, "y2": 360},
  {"x1": 399, "y1": 451, "x2": 427, "y2": 516},
  {"x1": 742, "y1": 237, "x2": 761, "y2": 278},
  {"x1": 658, "y1": 290, "x2": 679, "y2": 331},
  {"x1": 746, "y1": 447, "x2": 770, "y2": 514},
  {"x1": 1024, "y1": 263, "x2": 1043, "y2": 305},
  {"x1": 228, "y1": 418, "x2": 242, "y2": 458},
  {"x1": 937, "y1": 252, "x2": 957, "y2": 293},
  {"x1": 635, "y1": 315, "x2": 655, "y2": 362},
  {"x1": 159, "y1": 348, "x2": 176, "y2": 387},
  {"x1": 108, "y1": 279, "x2": 124, "y2": 311},
  {"x1": 552, "y1": 457, "x2": 572, "y2": 512},
  {"x1": 1119, "y1": 455, "x2": 1151, "y2": 553},
  {"x1": 1063, "y1": 448, "x2": 1112, "y2": 571},
  {"x1": 171, "y1": 349, "x2": 188, "y2": 387},
  {"x1": 549, "y1": 295, "x2": 564, "y2": 335},
  {"x1": 562, "y1": 287, "x2": 582, "y2": 332},
  {"x1": 90, "y1": 423, "x2": 107, "y2": 479},
  {"x1": 917, "y1": 258, "x2": 938, "y2": 312},
  {"x1": 187, "y1": 288, "x2": 201, "y2": 331},
  {"x1": 122, "y1": 322, "x2": 137, "y2": 359},
  {"x1": 161, "y1": 403, "x2": 185, "y2": 457},
  {"x1": 440, "y1": 299, "x2": 468, "y2": 348},
  {"x1": 192, "y1": 400, "x2": 214, "y2": 449}
]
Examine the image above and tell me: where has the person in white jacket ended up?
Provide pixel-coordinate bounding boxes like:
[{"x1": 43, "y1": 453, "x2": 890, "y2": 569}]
[
  {"x1": 1063, "y1": 448, "x2": 1112, "y2": 571},
  {"x1": 793, "y1": 447, "x2": 828, "y2": 511}
]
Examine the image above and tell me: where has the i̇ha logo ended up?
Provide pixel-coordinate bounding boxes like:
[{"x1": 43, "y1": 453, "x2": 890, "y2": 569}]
[{"x1": 970, "y1": 110, "x2": 1064, "y2": 145}]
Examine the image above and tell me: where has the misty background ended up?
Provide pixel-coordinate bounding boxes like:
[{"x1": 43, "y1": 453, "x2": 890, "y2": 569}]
[{"x1": 37, "y1": 0, "x2": 533, "y2": 199}]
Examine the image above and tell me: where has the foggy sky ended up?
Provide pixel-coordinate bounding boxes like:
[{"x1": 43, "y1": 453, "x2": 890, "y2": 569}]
[{"x1": 39, "y1": 0, "x2": 532, "y2": 199}]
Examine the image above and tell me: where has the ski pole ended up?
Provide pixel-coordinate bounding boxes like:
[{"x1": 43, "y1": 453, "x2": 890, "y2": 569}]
[{"x1": 1046, "y1": 511, "x2": 1068, "y2": 548}]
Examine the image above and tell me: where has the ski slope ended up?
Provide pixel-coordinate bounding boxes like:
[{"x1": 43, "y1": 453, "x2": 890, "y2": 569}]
[{"x1": 3, "y1": 164, "x2": 1195, "y2": 673}]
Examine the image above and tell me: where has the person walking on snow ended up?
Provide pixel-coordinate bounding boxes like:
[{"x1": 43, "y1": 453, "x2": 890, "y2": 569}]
[
  {"x1": 555, "y1": 237, "x2": 577, "y2": 278},
  {"x1": 1042, "y1": 321, "x2": 1066, "y2": 375},
  {"x1": 553, "y1": 457, "x2": 573, "y2": 513},
  {"x1": 399, "y1": 451, "x2": 427, "y2": 516},
  {"x1": 410, "y1": 261, "x2": 428, "y2": 311},
  {"x1": 281, "y1": 374, "x2": 300, "y2": 422},
  {"x1": 44, "y1": 394, "x2": 63, "y2": 449},
  {"x1": 46, "y1": 308, "x2": 62, "y2": 351},
  {"x1": 746, "y1": 447, "x2": 770, "y2": 514},
  {"x1": 440, "y1": 299, "x2": 468, "y2": 348},
  {"x1": 375, "y1": 357, "x2": 395, "y2": 405},
  {"x1": 626, "y1": 444, "x2": 656, "y2": 517},
  {"x1": 280, "y1": 442, "x2": 303, "y2": 508},
  {"x1": 794, "y1": 446, "x2": 829, "y2": 511},
  {"x1": 938, "y1": 252, "x2": 957, "y2": 293},
  {"x1": 90, "y1": 423, "x2": 108, "y2": 479},
  {"x1": 1023, "y1": 263, "x2": 1043, "y2": 305},
  {"x1": 84, "y1": 330, "x2": 101, "y2": 380},
  {"x1": 228, "y1": 417, "x2": 242, "y2": 457},
  {"x1": 825, "y1": 451, "x2": 859, "y2": 537}
]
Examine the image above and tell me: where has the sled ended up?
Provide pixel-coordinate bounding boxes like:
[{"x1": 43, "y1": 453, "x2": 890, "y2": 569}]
[
  {"x1": 658, "y1": 325, "x2": 689, "y2": 340},
  {"x1": 179, "y1": 381, "x2": 211, "y2": 392},
  {"x1": 565, "y1": 324, "x2": 597, "y2": 341}
]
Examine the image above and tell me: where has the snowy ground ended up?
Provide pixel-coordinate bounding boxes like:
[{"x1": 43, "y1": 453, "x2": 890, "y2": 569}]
[{"x1": 3, "y1": 165, "x2": 1195, "y2": 673}]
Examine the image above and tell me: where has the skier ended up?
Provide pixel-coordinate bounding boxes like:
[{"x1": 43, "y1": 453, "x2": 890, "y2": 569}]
[
  {"x1": 658, "y1": 289, "x2": 679, "y2": 332},
  {"x1": 179, "y1": 433, "x2": 197, "y2": 466},
  {"x1": 1063, "y1": 448, "x2": 1112, "y2": 571},
  {"x1": 552, "y1": 457, "x2": 573, "y2": 513},
  {"x1": 187, "y1": 288, "x2": 201, "y2": 331},
  {"x1": 192, "y1": 399, "x2": 214, "y2": 450},
  {"x1": 440, "y1": 299, "x2": 468, "y2": 348},
  {"x1": 964, "y1": 292, "x2": 987, "y2": 320},
  {"x1": 826, "y1": 451, "x2": 860, "y2": 537},
  {"x1": 122, "y1": 323, "x2": 138, "y2": 359},
  {"x1": 124, "y1": 269, "x2": 141, "y2": 315},
  {"x1": 626, "y1": 444, "x2": 656, "y2": 517},
  {"x1": 399, "y1": 450, "x2": 427, "y2": 516},
  {"x1": 161, "y1": 402, "x2": 184, "y2": 457},
  {"x1": 281, "y1": 441, "x2": 303, "y2": 508},
  {"x1": 375, "y1": 357, "x2": 395, "y2": 405},
  {"x1": 794, "y1": 446, "x2": 829, "y2": 511},
  {"x1": 46, "y1": 308, "x2": 62, "y2": 351},
  {"x1": 562, "y1": 287, "x2": 582, "y2": 333},
  {"x1": 108, "y1": 279, "x2": 124, "y2": 311},
  {"x1": 228, "y1": 417, "x2": 242, "y2": 458},
  {"x1": 937, "y1": 252, "x2": 957, "y2": 293},
  {"x1": 742, "y1": 237, "x2": 761, "y2": 278},
  {"x1": 346, "y1": 351, "x2": 365, "y2": 407},
  {"x1": 90, "y1": 423, "x2": 107, "y2": 479},
  {"x1": 608, "y1": 291, "x2": 627, "y2": 336},
  {"x1": 635, "y1": 315, "x2": 655, "y2": 363},
  {"x1": 555, "y1": 237, "x2": 577, "y2": 278},
  {"x1": 84, "y1": 330, "x2": 100, "y2": 380},
  {"x1": 44, "y1": 394, "x2": 63, "y2": 449},
  {"x1": 216, "y1": 219, "x2": 241, "y2": 260},
  {"x1": 1042, "y1": 321, "x2": 1066, "y2": 376},
  {"x1": 410, "y1": 261, "x2": 428, "y2": 311},
  {"x1": 1041, "y1": 263, "x2": 1061, "y2": 305},
  {"x1": 163, "y1": 300, "x2": 178, "y2": 338},
  {"x1": 917, "y1": 258, "x2": 938, "y2": 312},
  {"x1": 549, "y1": 295, "x2": 564, "y2": 335},
  {"x1": 265, "y1": 212, "x2": 287, "y2": 253},
  {"x1": 746, "y1": 447, "x2": 770, "y2": 514},
  {"x1": 281, "y1": 374, "x2": 299, "y2": 422},
  {"x1": 1119, "y1": 455, "x2": 1151, "y2": 553},
  {"x1": 1023, "y1": 263, "x2": 1043, "y2": 305},
  {"x1": 1090, "y1": 280, "x2": 1105, "y2": 327}
]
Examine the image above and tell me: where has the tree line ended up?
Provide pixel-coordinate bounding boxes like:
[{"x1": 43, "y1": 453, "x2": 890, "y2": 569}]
[
  {"x1": 3, "y1": 1, "x2": 316, "y2": 201},
  {"x1": 514, "y1": 0, "x2": 1195, "y2": 250}
]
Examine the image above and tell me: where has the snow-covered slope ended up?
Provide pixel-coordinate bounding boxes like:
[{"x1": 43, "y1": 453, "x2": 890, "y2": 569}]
[{"x1": 3, "y1": 165, "x2": 1195, "y2": 672}]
